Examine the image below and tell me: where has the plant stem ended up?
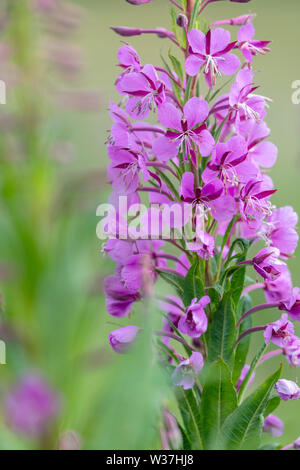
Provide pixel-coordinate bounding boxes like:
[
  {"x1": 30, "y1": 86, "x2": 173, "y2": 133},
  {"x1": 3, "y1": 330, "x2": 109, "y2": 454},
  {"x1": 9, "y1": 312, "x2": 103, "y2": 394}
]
[
  {"x1": 235, "y1": 326, "x2": 266, "y2": 347},
  {"x1": 259, "y1": 349, "x2": 282, "y2": 364},
  {"x1": 155, "y1": 253, "x2": 188, "y2": 271},
  {"x1": 155, "y1": 331, "x2": 196, "y2": 352},
  {"x1": 242, "y1": 283, "x2": 265, "y2": 297},
  {"x1": 236, "y1": 302, "x2": 279, "y2": 329},
  {"x1": 186, "y1": 0, "x2": 195, "y2": 21}
]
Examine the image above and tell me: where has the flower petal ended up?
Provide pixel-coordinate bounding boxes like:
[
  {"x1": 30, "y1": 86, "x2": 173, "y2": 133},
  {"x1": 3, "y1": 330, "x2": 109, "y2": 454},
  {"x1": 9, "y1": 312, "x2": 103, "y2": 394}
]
[
  {"x1": 184, "y1": 97, "x2": 209, "y2": 128},
  {"x1": 187, "y1": 29, "x2": 206, "y2": 54},
  {"x1": 157, "y1": 102, "x2": 182, "y2": 129},
  {"x1": 185, "y1": 54, "x2": 205, "y2": 77}
]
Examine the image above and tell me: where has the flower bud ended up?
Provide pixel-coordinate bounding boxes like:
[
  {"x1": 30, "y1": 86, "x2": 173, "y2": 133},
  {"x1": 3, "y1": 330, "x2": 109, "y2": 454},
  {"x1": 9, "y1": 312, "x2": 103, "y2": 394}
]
[
  {"x1": 109, "y1": 325, "x2": 140, "y2": 354},
  {"x1": 275, "y1": 379, "x2": 300, "y2": 401},
  {"x1": 58, "y1": 430, "x2": 81, "y2": 450},
  {"x1": 4, "y1": 374, "x2": 60, "y2": 437},
  {"x1": 176, "y1": 14, "x2": 188, "y2": 29},
  {"x1": 161, "y1": 409, "x2": 182, "y2": 450},
  {"x1": 126, "y1": 0, "x2": 153, "y2": 4},
  {"x1": 111, "y1": 26, "x2": 142, "y2": 37},
  {"x1": 263, "y1": 414, "x2": 284, "y2": 437},
  {"x1": 293, "y1": 437, "x2": 300, "y2": 450}
]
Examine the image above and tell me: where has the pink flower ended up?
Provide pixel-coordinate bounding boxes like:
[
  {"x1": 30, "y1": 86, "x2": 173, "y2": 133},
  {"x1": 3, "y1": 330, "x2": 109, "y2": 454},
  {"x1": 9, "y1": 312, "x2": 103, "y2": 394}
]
[
  {"x1": 283, "y1": 336, "x2": 300, "y2": 367},
  {"x1": 119, "y1": 64, "x2": 165, "y2": 119},
  {"x1": 275, "y1": 379, "x2": 300, "y2": 401},
  {"x1": 4, "y1": 374, "x2": 60, "y2": 437},
  {"x1": 265, "y1": 206, "x2": 299, "y2": 257},
  {"x1": 237, "y1": 23, "x2": 271, "y2": 63},
  {"x1": 242, "y1": 247, "x2": 284, "y2": 281},
  {"x1": 107, "y1": 147, "x2": 150, "y2": 195},
  {"x1": 229, "y1": 69, "x2": 267, "y2": 128},
  {"x1": 180, "y1": 172, "x2": 223, "y2": 206},
  {"x1": 202, "y1": 135, "x2": 258, "y2": 187},
  {"x1": 264, "y1": 314, "x2": 294, "y2": 347},
  {"x1": 186, "y1": 28, "x2": 240, "y2": 88},
  {"x1": 241, "y1": 120, "x2": 278, "y2": 170},
  {"x1": 178, "y1": 297, "x2": 210, "y2": 338},
  {"x1": 263, "y1": 414, "x2": 284, "y2": 437},
  {"x1": 264, "y1": 266, "x2": 292, "y2": 304},
  {"x1": 109, "y1": 325, "x2": 140, "y2": 354},
  {"x1": 104, "y1": 273, "x2": 140, "y2": 318},
  {"x1": 239, "y1": 179, "x2": 277, "y2": 225},
  {"x1": 172, "y1": 352, "x2": 204, "y2": 390},
  {"x1": 279, "y1": 287, "x2": 300, "y2": 321},
  {"x1": 117, "y1": 44, "x2": 141, "y2": 73},
  {"x1": 187, "y1": 230, "x2": 215, "y2": 260},
  {"x1": 154, "y1": 98, "x2": 214, "y2": 164}
]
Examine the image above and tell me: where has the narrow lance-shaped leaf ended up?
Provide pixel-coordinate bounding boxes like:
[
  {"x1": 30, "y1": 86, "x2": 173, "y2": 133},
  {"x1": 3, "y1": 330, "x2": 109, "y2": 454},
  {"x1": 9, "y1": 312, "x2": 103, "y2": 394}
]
[
  {"x1": 208, "y1": 293, "x2": 236, "y2": 369},
  {"x1": 232, "y1": 295, "x2": 253, "y2": 385},
  {"x1": 200, "y1": 359, "x2": 238, "y2": 449},
  {"x1": 175, "y1": 388, "x2": 204, "y2": 450},
  {"x1": 183, "y1": 259, "x2": 204, "y2": 307},
  {"x1": 217, "y1": 365, "x2": 283, "y2": 450}
]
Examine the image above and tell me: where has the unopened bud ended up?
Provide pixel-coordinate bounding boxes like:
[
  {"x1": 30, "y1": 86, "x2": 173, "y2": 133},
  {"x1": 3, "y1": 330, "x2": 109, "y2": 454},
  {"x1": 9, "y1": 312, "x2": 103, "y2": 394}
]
[
  {"x1": 58, "y1": 430, "x2": 81, "y2": 450},
  {"x1": 162, "y1": 409, "x2": 182, "y2": 450},
  {"x1": 126, "y1": 0, "x2": 153, "y2": 5},
  {"x1": 294, "y1": 437, "x2": 300, "y2": 450},
  {"x1": 176, "y1": 14, "x2": 188, "y2": 29}
]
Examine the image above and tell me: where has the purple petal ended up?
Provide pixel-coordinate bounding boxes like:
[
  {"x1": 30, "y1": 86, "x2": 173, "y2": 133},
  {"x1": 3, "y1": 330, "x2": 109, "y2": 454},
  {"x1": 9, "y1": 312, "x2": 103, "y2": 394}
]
[
  {"x1": 184, "y1": 97, "x2": 209, "y2": 128},
  {"x1": 210, "y1": 28, "x2": 231, "y2": 55},
  {"x1": 217, "y1": 53, "x2": 240, "y2": 75},
  {"x1": 185, "y1": 54, "x2": 205, "y2": 77},
  {"x1": 187, "y1": 29, "x2": 206, "y2": 55},
  {"x1": 157, "y1": 102, "x2": 182, "y2": 130},
  {"x1": 180, "y1": 172, "x2": 195, "y2": 201},
  {"x1": 152, "y1": 135, "x2": 178, "y2": 161},
  {"x1": 251, "y1": 141, "x2": 277, "y2": 168},
  {"x1": 238, "y1": 23, "x2": 255, "y2": 43},
  {"x1": 197, "y1": 130, "x2": 215, "y2": 157}
]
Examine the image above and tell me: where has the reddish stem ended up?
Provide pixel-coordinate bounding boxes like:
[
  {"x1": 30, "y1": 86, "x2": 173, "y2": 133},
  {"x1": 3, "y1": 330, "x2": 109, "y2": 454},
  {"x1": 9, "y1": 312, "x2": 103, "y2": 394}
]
[
  {"x1": 236, "y1": 302, "x2": 279, "y2": 329},
  {"x1": 235, "y1": 325, "x2": 266, "y2": 347}
]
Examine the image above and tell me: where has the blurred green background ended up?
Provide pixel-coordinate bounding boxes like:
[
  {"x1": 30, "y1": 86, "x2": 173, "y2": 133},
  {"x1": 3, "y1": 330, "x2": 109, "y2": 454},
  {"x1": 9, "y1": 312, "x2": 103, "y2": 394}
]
[{"x1": 0, "y1": 0, "x2": 299, "y2": 450}]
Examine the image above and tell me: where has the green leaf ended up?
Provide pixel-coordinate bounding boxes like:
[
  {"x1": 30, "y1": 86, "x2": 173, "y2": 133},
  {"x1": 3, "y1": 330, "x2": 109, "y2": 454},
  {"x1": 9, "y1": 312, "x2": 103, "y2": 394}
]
[
  {"x1": 206, "y1": 77, "x2": 234, "y2": 103},
  {"x1": 208, "y1": 294, "x2": 236, "y2": 369},
  {"x1": 175, "y1": 388, "x2": 204, "y2": 450},
  {"x1": 217, "y1": 365, "x2": 282, "y2": 450},
  {"x1": 168, "y1": 50, "x2": 183, "y2": 82},
  {"x1": 153, "y1": 167, "x2": 179, "y2": 201},
  {"x1": 238, "y1": 343, "x2": 267, "y2": 403},
  {"x1": 232, "y1": 296, "x2": 253, "y2": 385},
  {"x1": 264, "y1": 396, "x2": 281, "y2": 418},
  {"x1": 200, "y1": 359, "x2": 237, "y2": 449},
  {"x1": 177, "y1": 423, "x2": 192, "y2": 450},
  {"x1": 213, "y1": 114, "x2": 229, "y2": 142},
  {"x1": 183, "y1": 259, "x2": 204, "y2": 307},
  {"x1": 188, "y1": 0, "x2": 201, "y2": 30},
  {"x1": 230, "y1": 266, "x2": 246, "y2": 311},
  {"x1": 259, "y1": 443, "x2": 281, "y2": 450},
  {"x1": 157, "y1": 269, "x2": 185, "y2": 298},
  {"x1": 170, "y1": 7, "x2": 186, "y2": 48},
  {"x1": 184, "y1": 76, "x2": 193, "y2": 102},
  {"x1": 208, "y1": 284, "x2": 223, "y2": 308}
]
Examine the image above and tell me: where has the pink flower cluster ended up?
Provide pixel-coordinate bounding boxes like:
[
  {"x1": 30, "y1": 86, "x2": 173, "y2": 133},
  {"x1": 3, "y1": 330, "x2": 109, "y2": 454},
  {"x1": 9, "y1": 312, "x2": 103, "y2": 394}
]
[{"x1": 104, "y1": 0, "x2": 300, "y2": 420}]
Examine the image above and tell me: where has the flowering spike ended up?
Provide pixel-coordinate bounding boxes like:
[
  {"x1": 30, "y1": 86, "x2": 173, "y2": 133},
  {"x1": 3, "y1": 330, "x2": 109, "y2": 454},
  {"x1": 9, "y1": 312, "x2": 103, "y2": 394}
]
[{"x1": 101, "y1": 0, "x2": 300, "y2": 450}]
